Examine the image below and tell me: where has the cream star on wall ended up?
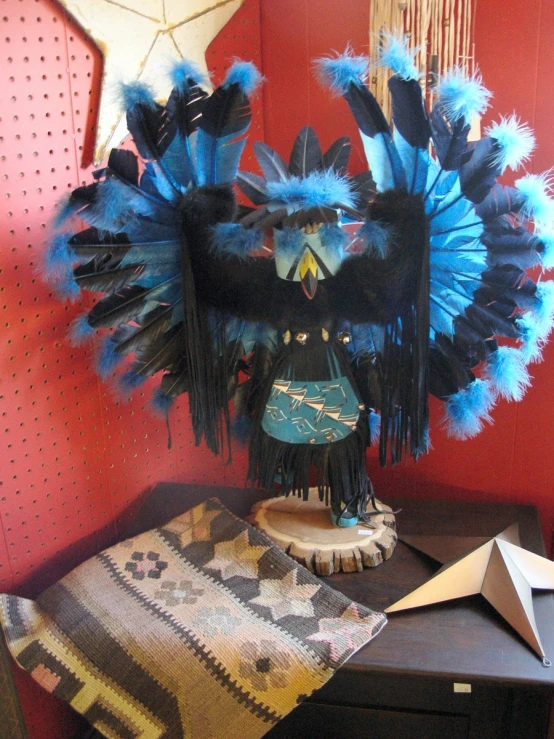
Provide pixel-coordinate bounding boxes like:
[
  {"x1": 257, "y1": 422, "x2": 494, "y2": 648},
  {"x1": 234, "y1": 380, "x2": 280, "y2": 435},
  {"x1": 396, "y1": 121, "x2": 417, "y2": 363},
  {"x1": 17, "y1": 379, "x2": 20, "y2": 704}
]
[{"x1": 57, "y1": 0, "x2": 245, "y2": 164}]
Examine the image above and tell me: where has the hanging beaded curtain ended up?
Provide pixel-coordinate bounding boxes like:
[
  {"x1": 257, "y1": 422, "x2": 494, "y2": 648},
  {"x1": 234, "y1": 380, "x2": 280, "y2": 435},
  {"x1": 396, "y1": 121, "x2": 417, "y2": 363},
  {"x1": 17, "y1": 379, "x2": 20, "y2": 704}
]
[{"x1": 369, "y1": 0, "x2": 476, "y2": 120}]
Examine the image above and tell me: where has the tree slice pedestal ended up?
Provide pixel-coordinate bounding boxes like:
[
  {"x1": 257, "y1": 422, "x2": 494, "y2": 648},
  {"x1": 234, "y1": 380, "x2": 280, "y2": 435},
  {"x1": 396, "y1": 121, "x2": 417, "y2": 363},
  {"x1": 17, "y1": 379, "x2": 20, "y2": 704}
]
[{"x1": 248, "y1": 488, "x2": 397, "y2": 576}]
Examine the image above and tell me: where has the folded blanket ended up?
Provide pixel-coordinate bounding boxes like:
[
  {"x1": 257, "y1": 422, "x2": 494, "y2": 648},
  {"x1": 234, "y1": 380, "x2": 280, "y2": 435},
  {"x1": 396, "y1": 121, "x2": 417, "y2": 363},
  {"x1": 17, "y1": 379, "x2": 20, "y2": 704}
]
[{"x1": 0, "y1": 497, "x2": 386, "y2": 738}]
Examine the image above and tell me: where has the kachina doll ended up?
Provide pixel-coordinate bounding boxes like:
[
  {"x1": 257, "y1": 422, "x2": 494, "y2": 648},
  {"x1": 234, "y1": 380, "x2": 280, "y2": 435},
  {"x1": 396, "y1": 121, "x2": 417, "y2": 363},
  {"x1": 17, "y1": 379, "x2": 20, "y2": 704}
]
[{"x1": 43, "y1": 39, "x2": 554, "y2": 526}]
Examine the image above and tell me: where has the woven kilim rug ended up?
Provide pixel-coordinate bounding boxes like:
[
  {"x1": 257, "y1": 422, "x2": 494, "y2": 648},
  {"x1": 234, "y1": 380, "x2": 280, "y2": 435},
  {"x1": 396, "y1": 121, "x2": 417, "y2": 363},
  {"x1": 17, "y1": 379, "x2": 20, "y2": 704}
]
[{"x1": 0, "y1": 498, "x2": 386, "y2": 738}]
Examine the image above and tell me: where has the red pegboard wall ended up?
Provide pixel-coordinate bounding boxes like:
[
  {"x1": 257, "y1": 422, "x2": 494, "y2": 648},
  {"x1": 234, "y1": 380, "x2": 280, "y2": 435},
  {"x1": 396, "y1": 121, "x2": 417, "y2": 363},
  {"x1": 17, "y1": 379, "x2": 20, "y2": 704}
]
[{"x1": 0, "y1": 0, "x2": 262, "y2": 736}]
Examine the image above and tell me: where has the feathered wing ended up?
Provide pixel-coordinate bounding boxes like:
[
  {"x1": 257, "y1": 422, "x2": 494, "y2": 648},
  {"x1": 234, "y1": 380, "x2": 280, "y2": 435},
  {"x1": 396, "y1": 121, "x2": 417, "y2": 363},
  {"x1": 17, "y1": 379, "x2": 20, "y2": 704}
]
[
  {"x1": 317, "y1": 44, "x2": 554, "y2": 458},
  {"x1": 43, "y1": 59, "x2": 269, "y2": 455}
]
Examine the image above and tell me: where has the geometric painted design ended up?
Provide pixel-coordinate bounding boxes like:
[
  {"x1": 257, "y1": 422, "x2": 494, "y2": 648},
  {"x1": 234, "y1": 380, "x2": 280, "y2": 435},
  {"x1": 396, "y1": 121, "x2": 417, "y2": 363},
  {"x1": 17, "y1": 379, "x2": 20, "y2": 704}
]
[
  {"x1": 262, "y1": 376, "x2": 360, "y2": 444},
  {"x1": 0, "y1": 499, "x2": 386, "y2": 739}
]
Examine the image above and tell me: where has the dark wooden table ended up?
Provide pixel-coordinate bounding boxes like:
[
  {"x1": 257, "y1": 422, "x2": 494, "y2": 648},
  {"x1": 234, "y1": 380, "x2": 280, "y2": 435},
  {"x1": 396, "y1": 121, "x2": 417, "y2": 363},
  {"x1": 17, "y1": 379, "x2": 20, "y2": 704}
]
[{"x1": 123, "y1": 483, "x2": 554, "y2": 739}]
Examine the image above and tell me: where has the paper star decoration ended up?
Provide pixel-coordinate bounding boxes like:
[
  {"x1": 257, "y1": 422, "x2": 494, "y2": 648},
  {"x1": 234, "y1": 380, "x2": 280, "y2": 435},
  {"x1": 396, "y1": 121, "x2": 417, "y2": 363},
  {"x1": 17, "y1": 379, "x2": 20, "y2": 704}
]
[
  {"x1": 249, "y1": 569, "x2": 320, "y2": 620},
  {"x1": 204, "y1": 530, "x2": 268, "y2": 581},
  {"x1": 386, "y1": 524, "x2": 554, "y2": 662},
  {"x1": 57, "y1": 0, "x2": 245, "y2": 163}
]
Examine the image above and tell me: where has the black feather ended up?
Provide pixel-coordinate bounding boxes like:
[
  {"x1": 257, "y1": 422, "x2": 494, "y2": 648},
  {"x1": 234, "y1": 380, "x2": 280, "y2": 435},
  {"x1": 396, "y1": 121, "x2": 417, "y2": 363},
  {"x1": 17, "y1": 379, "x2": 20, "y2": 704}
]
[
  {"x1": 388, "y1": 76, "x2": 431, "y2": 149},
  {"x1": 126, "y1": 101, "x2": 180, "y2": 197},
  {"x1": 134, "y1": 323, "x2": 185, "y2": 377},
  {"x1": 114, "y1": 304, "x2": 175, "y2": 355},
  {"x1": 350, "y1": 171, "x2": 377, "y2": 208},
  {"x1": 465, "y1": 301, "x2": 520, "y2": 339},
  {"x1": 482, "y1": 224, "x2": 543, "y2": 269},
  {"x1": 160, "y1": 366, "x2": 189, "y2": 399},
  {"x1": 343, "y1": 83, "x2": 390, "y2": 137},
  {"x1": 67, "y1": 183, "x2": 99, "y2": 212},
  {"x1": 236, "y1": 171, "x2": 269, "y2": 205},
  {"x1": 341, "y1": 82, "x2": 406, "y2": 188},
  {"x1": 429, "y1": 102, "x2": 471, "y2": 171},
  {"x1": 196, "y1": 81, "x2": 252, "y2": 186},
  {"x1": 459, "y1": 138, "x2": 503, "y2": 204},
  {"x1": 199, "y1": 82, "x2": 251, "y2": 139},
  {"x1": 164, "y1": 80, "x2": 208, "y2": 151},
  {"x1": 253, "y1": 142, "x2": 289, "y2": 182},
  {"x1": 475, "y1": 184, "x2": 527, "y2": 221},
  {"x1": 288, "y1": 127, "x2": 323, "y2": 176},
  {"x1": 322, "y1": 137, "x2": 351, "y2": 173},
  {"x1": 428, "y1": 334, "x2": 472, "y2": 398},
  {"x1": 107, "y1": 149, "x2": 139, "y2": 186},
  {"x1": 88, "y1": 285, "x2": 149, "y2": 328},
  {"x1": 74, "y1": 264, "x2": 145, "y2": 293},
  {"x1": 69, "y1": 227, "x2": 130, "y2": 248}
]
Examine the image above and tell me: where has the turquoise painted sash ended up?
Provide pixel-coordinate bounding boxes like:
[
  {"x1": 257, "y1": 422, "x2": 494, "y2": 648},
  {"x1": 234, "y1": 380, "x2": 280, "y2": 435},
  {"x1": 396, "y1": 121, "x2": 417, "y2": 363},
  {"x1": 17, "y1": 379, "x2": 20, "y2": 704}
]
[{"x1": 262, "y1": 376, "x2": 360, "y2": 445}]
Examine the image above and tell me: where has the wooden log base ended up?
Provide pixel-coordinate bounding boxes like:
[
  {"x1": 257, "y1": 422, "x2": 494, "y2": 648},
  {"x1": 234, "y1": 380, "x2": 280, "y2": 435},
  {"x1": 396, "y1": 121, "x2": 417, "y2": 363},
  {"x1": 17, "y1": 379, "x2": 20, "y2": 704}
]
[{"x1": 248, "y1": 488, "x2": 397, "y2": 576}]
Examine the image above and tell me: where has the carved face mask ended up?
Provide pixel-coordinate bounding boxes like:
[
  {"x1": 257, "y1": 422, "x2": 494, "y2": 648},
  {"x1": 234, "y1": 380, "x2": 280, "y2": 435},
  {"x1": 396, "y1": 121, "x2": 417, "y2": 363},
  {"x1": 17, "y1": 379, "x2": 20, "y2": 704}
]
[{"x1": 273, "y1": 222, "x2": 348, "y2": 299}]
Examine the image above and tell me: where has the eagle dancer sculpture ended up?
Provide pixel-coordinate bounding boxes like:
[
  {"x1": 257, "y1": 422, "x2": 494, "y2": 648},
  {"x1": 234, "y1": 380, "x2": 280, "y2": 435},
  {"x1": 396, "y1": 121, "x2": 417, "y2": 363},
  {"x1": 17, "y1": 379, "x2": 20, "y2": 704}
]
[{"x1": 43, "y1": 38, "x2": 554, "y2": 527}]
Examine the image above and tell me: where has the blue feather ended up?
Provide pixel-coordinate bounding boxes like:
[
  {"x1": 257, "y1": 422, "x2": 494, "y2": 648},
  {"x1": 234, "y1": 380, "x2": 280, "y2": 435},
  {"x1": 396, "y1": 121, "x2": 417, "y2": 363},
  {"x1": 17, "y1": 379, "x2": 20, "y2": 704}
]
[
  {"x1": 118, "y1": 369, "x2": 149, "y2": 392},
  {"x1": 211, "y1": 223, "x2": 264, "y2": 258},
  {"x1": 223, "y1": 60, "x2": 263, "y2": 95},
  {"x1": 151, "y1": 388, "x2": 175, "y2": 415},
  {"x1": 231, "y1": 414, "x2": 252, "y2": 445},
  {"x1": 394, "y1": 130, "x2": 430, "y2": 194},
  {"x1": 436, "y1": 68, "x2": 492, "y2": 125},
  {"x1": 119, "y1": 242, "x2": 180, "y2": 268},
  {"x1": 537, "y1": 228, "x2": 554, "y2": 270},
  {"x1": 69, "y1": 314, "x2": 95, "y2": 345},
  {"x1": 316, "y1": 54, "x2": 407, "y2": 191},
  {"x1": 516, "y1": 312, "x2": 547, "y2": 363},
  {"x1": 118, "y1": 81, "x2": 156, "y2": 111},
  {"x1": 195, "y1": 133, "x2": 246, "y2": 186},
  {"x1": 97, "y1": 338, "x2": 124, "y2": 379},
  {"x1": 55, "y1": 276, "x2": 80, "y2": 302},
  {"x1": 531, "y1": 280, "x2": 554, "y2": 336},
  {"x1": 157, "y1": 134, "x2": 196, "y2": 193},
  {"x1": 487, "y1": 346, "x2": 531, "y2": 401},
  {"x1": 369, "y1": 411, "x2": 381, "y2": 445},
  {"x1": 350, "y1": 323, "x2": 385, "y2": 358},
  {"x1": 359, "y1": 131, "x2": 401, "y2": 192},
  {"x1": 273, "y1": 227, "x2": 304, "y2": 257},
  {"x1": 375, "y1": 34, "x2": 420, "y2": 81},
  {"x1": 169, "y1": 58, "x2": 209, "y2": 89},
  {"x1": 314, "y1": 50, "x2": 368, "y2": 95},
  {"x1": 485, "y1": 115, "x2": 535, "y2": 173},
  {"x1": 442, "y1": 379, "x2": 495, "y2": 439},
  {"x1": 515, "y1": 173, "x2": 554, "y2": 229},
  {"x1": 124, "y1": 216, "x2": 179, "y2": 244},
  {"x1": 266, "y1": 170, "x2": 355, "y2": 210},
  {"x1": 359, "y1": 220, "x2": 391, "y2": 257},
  {"x1": 87, "y1": 179, "x2": 142, "y2": 234},
  {"x1": 319, "y1": 223, "x2": 349, "y2": 256},
  {"x1": 53, "y1": 193, "x2": 77, "y2": 228},
  {"x1": 42, "y1": 233, "x2": 74, "y2": 280}
]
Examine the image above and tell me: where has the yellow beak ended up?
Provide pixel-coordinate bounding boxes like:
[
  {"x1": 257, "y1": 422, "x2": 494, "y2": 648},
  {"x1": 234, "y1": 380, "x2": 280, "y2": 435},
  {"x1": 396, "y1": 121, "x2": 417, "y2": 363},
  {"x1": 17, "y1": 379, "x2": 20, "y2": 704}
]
[{"x1": 298, "y1": 248, "x2": 318, "y2": 299}]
